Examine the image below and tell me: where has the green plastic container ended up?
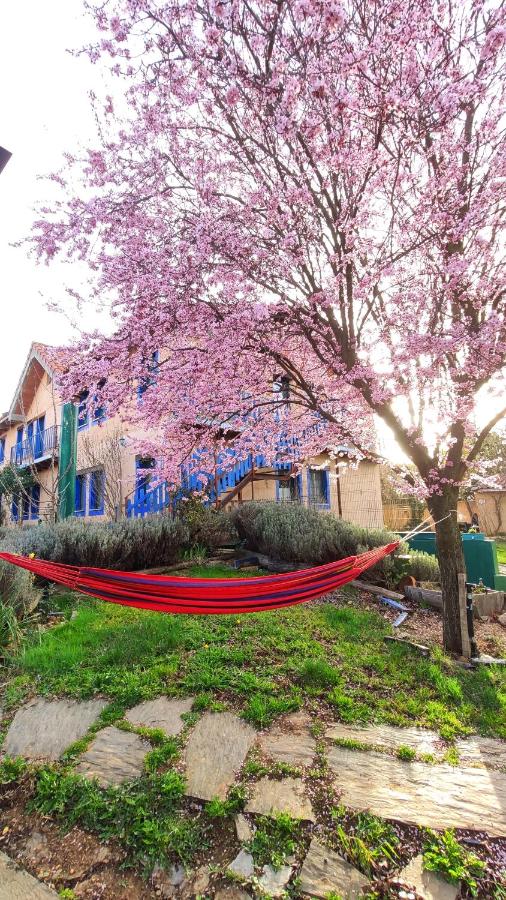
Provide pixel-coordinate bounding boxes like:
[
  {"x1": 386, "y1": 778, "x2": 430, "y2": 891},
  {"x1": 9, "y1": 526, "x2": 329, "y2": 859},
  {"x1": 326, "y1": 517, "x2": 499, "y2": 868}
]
[{"x1": 404, "y1": 531, "x2": 502, "y2": 590}]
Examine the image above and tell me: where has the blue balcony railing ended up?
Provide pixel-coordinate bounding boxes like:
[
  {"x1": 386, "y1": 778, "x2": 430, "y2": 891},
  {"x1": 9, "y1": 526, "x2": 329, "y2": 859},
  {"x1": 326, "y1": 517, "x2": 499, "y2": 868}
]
[
  {"x1": 125, "y1": 420, "x2": 329, "y2": 519},
  {"x1": 126, "y1": 450, "x2": 292, "y2": 518},
  {"x1": 10, "y1": 425, "x2": 59, "y2": 467}
]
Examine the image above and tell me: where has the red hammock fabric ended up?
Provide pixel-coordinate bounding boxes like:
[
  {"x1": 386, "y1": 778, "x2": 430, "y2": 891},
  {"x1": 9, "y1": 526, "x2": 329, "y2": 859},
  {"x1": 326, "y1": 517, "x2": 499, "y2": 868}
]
[{"x1": 0, "y1": 543, "x2": 399, "y2": 615}]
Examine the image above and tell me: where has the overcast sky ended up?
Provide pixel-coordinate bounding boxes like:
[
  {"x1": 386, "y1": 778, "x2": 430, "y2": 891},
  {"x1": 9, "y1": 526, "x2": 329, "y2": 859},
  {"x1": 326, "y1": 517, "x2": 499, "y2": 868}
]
[{"x1": 0, "y1": 0, "x2": 111, "y2": 413}]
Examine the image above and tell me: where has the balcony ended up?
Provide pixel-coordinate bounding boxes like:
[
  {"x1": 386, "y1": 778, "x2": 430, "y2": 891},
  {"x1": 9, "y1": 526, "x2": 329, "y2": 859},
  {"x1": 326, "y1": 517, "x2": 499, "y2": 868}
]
[{"x1": 10, "y1": 425, "x2": 59, "y2": 468}]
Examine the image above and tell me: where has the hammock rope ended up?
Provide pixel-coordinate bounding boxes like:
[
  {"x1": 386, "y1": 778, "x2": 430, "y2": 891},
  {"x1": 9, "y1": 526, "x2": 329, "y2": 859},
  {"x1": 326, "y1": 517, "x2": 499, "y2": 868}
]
[{"x1": 0, "y1": 542, "x2": 399, "y2": 615}]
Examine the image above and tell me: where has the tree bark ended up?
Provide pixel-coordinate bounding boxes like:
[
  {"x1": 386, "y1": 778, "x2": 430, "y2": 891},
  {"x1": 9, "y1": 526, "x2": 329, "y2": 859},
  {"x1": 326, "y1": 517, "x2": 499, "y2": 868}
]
[{"x1": 427, "y1": 487, "x2": 466, "y2": 654}]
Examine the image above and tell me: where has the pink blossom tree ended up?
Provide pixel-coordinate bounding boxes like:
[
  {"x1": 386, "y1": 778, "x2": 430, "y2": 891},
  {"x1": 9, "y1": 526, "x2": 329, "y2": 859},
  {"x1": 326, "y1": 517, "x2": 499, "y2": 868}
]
[{"x1": 33, "y1": 0, "x2": 506, "y2": 653}]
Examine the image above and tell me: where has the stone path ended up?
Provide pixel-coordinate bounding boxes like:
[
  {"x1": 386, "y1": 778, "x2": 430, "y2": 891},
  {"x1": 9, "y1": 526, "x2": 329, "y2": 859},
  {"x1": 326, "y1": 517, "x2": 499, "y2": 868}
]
[
  {"x1": 125, "y1": 696, "x2": 194, "y2": 736},
  {"x1": 258, "y1": 711, "x2": 316, "y2": 767},
  {"x1": 258, "y1": 862, "x2": 293, "y2": 896},
  {"x1": 2, "y1": 699, "x2": 106, "y2": 761},
  {"x1": 215, "y1": 889, "x2": 251, "y2": 900},
  {"x1": 455, "y1": 735, "x2": 506, "y2": 769},
  {"x1": 228, "y1": 849, "x2": 255, "y2": 878},
  {"x1": 3, "y1": 688, "x2": 506, "y2": 900},
  {"x1": 327, "y1": 722, "x2": 506, "y2": 769},
  {"x1": 0, "y1": 851, "x2": 58, "y2": 899},
  {"x1": 184, "y1": 711, "x2": 255, "y2": 800},
  {"x1": 245, "y1": 776, "x2": 315, "y2": 821},
  {"x1": 299, "y1": 839, "x2": 369, "y2": 899},
  {"x1": 327, "y1": 722, "x2": 441, "y2": 757},
  {"x1": 75, "y1": 726, "x2": 150, "y2": 787},
  {"x1": 327, "y1": 745, "x2": 506, "y2": 836},
  {"x1": 395, "y1": 855, "x2": 457, "y2": 900}
]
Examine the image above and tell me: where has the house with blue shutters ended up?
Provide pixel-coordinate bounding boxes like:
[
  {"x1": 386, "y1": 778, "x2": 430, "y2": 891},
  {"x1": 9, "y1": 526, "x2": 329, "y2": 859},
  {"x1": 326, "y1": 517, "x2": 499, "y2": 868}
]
[{"x1": 0, "y1": 343, "x2": 384, "y2": 529}]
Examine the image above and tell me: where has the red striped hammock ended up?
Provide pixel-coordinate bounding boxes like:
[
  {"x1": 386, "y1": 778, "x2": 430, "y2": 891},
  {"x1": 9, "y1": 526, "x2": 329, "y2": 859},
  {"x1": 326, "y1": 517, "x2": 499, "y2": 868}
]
[{"x1": 0, "y1": 543, "x2": 399, "y2": 615}]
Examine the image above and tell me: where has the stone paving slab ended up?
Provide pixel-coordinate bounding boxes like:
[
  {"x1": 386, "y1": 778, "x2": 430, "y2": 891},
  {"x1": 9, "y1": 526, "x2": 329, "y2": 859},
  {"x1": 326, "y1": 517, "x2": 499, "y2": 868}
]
[
  {"x1": 299, "y1": 839, "x2": 369, "y2": 898},
  {"x1": 215, "y1": 889, "x2": 252, "y2": 900},
  {"x1": 2, "y1": 699, "x2": 107, "y2": 761},
  {"x1": 0, "y1": 851, "x2": 58, "y2": 899},
  {"x1": 455, "y1": 736, "x2": 506, "y2": 769},
  {"x1": 245, "y1": 776, "x2": 315, "y2": 821},
  {"x1": 327, "y1": 746, "x2": 506, "y2": 836},
  {"x1": 125, "y1": 696, "x2": 194, "y2": 736},
  {"x1": 75, "y1": 726, "x2": 150, "y2": 787},
  {"x1": 184, "y1": 712, "x2": 256, "y2": 801},
  {"x1": 395, "y1": 854, "x2": 457, "y2": 900},
  {"x1": 228, "y1": 849, "x2": 254, "y2": 878},
  {"x1": 259, "y1": 863, "x2": 293, "y2": 896},
  {"x1": 326, "y1": 722, "x2": 441, "y2": 757},
  {"x1": 259, "y1": 712, "x2": 316, "y2": 767}
]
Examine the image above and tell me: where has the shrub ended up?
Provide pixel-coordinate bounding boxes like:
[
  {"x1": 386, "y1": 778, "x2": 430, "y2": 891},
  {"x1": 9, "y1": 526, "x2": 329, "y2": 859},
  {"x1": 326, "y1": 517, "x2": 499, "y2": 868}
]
[
  {"x1": 0, "y1": 558, "x2": 41, "y2": 649},
  {"x1": 0, "y1": 517, "x2": 190, "y2": 571},
  {"x1": 173, "y1": 493, "x2": 235, "y2": 550},
  {"x1": 407, "y1": 549, "x2": 440, "y2": 583},
  {"x1": 230, "y1": 501, "x2": 397, "y2": 565}
]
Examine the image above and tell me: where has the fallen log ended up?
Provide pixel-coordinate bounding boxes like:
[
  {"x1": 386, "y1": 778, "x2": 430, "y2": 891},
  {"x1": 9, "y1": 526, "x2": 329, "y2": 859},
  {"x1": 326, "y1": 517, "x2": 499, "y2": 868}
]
[{"x1": 351, "y1": 580, "x2": 405, "y2": 601}]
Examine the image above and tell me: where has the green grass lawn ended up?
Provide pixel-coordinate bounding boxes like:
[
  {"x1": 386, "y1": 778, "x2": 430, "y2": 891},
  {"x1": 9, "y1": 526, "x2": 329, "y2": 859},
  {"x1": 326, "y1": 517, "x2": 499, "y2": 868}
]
[
  {"x1": 3, "y1": 566, "x2": 506, "y2": 739},
  {"x1": 496, "y1": 539, "x2": 506, "y2": 566}
]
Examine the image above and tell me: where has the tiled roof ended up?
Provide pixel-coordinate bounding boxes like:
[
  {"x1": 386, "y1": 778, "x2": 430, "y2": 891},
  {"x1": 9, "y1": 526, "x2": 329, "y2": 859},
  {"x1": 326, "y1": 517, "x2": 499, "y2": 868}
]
[{"x1": 31, "y1": 342, "x2": 67, "y2": 374}]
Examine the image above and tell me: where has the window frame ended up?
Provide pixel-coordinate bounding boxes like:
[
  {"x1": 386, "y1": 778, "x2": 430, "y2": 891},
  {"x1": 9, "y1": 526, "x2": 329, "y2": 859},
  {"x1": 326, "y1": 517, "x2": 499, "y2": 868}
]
[
  {"x1": 88, "y1": 469, "x2": 105, "y2": 516},
  {"x1": 307, "y1": 467, "x2": 331, "y2": 509},
  {"x1": 276, "y1": 473, "x2": 302, "y2": 503},
  {"x1": 30, "y1": 483, "x2": 40, "y2": 520}
]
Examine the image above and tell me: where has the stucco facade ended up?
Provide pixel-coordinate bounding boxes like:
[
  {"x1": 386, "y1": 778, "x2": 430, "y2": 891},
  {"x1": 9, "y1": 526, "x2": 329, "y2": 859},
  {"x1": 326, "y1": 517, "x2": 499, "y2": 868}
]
[{"x1": 0, "y1": 343, "x2": 384, "y2": 531}]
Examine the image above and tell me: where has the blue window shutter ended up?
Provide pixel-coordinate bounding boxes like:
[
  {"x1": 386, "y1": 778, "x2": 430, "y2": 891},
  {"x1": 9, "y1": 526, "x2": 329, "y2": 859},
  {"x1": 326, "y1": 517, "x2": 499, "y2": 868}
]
[
  {"x1": 323, "y1": 469, "x2": 330, "y2": 506},
  {"x1": 11, "y1": 495, "x2": 18, "y2": 521},
  {"x1": 30, "y1": 484, "x2": 40, "y2": 519},
  {"x1": 307, "y1": 469, "x2": 313, "y2": 502},
  {"x1": 0, "y1": 438, "x2": 4, "y2": 464},
  {"x1": 75, "y1": 474, "x2": 86, "y2": 515}
]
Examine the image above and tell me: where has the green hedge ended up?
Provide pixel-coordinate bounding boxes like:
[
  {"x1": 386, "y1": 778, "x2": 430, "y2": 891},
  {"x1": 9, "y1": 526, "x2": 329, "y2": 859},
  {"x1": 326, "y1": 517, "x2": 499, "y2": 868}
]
[
  {"x1": 230, "y1": 502, "x2": 441, "y2": 585},
  {"x1": 0, "y1": 504, "x2": 233, "y2": 572},
  {"x1": 230, "y1": 502, "x2": 398, "y2": 565}
]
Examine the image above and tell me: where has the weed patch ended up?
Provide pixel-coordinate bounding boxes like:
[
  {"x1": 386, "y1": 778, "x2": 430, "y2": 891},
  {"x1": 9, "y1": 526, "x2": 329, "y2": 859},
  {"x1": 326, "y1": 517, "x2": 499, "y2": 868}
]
[
  {"x1": 247, "y1": 813, "x2": 302, "y2": 868},
  {"x1": 423, "y1": 829, "x2": 486, "y2": 896},
  {"x1": 331, "y1": 809, "x2": 400, "y2": 876},
  {"x1": 31, "y1": 767, "x2": 202, "y2": 871}
]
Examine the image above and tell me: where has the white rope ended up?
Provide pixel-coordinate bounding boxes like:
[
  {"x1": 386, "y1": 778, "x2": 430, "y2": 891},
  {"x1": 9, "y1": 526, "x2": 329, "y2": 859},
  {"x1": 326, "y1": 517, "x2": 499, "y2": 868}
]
[{"x1": 401, "y1": 512, "x2": 454, "y2": 543}]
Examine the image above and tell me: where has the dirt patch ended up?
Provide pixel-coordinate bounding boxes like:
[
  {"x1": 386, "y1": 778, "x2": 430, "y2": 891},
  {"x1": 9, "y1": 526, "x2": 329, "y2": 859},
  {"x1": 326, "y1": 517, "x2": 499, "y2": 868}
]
[
  {"x1": 0, "y1": 803, "x2": 151, "y2": 899},
  {"x1": 325, "y1": 587, "x2": 506, "y2": 657}
]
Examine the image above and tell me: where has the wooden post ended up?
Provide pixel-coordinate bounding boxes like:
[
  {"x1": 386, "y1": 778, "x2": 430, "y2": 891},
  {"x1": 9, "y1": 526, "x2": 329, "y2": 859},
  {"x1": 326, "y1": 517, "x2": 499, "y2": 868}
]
[{"x1": 458, "y1": 573, "x2": 471, "y2": 659}]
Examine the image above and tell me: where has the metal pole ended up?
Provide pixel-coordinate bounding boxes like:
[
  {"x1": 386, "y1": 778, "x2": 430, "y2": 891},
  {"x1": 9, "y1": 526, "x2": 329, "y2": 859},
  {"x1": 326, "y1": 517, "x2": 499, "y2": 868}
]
[{"x1": 465, "y1": 582, "x2": 480, "y2": 659}]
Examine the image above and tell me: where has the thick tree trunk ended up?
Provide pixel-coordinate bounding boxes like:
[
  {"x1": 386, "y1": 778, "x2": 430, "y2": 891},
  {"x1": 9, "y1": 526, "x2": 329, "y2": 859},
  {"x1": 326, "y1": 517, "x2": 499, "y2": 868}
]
[{"x1": 427, "y1": 487, "x2": 466, "y2": 654}]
